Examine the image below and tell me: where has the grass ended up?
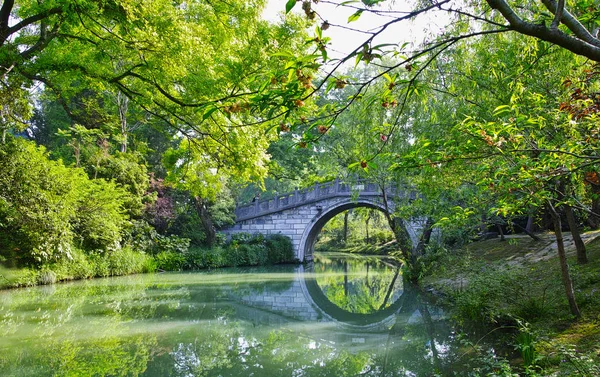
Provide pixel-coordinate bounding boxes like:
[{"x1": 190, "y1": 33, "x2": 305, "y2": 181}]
[{"x1": 423, "y1": 232, "x2": 600, "y2": 375}]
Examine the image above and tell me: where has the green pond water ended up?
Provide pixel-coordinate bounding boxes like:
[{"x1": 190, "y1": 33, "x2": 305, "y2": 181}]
[{"x1": 0, "y1": 253, "x2": 482, "y2": 376}]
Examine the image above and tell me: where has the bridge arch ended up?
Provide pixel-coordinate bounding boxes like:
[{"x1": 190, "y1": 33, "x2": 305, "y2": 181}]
[
  {"x1": 223, "y1": 179, "x2": 424, "y2": 261},
  {"x1": 298, "y1": 198, "x2": 391, "y2": 262}
]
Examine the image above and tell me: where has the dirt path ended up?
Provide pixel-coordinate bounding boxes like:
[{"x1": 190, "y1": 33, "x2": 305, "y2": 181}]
[{"x1": 503, "y1": 230, "x2": 600, "y2": 265}]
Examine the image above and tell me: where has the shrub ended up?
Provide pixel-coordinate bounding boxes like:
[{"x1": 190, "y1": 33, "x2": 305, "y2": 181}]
[
  {"x1": 0, "y1": 137, "x2": 129, "y2": 264},
  {"x1": 225, "y1": 234, "x2": 294, "y2": 266},
  {"x1": 245, "y1": 244, "x2": 268, "y2": 266},
  {"x1": 226, "y1": 244, "x2": 250, "y2": 266},
  {"x1": 38, "y1": 269, "x2": 57, "y2": 285},
  {"x1": 169, "y1": 212, "x2": 206, "y2": 246},
  {"x1": 123, "y1": 220, "x2": 190, "y2": 256},
  {"x1": 154, "y1": 251, "x2": 185, "y2": 271},
  {"x1": 106, "y1": 247, "x2": 152, "y2": 275},
  {"x1": 72, "y1": 179, "x2": 127, "y2": 251},
  {"x1": 49, "y1": 248, "x2": 95, "y2": 281},
  {"x1": 265, "y1": 234, "x2": 295, "y2": 264},
  {"x1": 185, "y1": 246, "x2": 227, "y2": 269}
]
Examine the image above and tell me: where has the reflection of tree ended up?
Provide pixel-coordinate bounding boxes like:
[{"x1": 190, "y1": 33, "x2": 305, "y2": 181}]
[
  {"x1": 0, "y1": 262, "x2": 493, "y2": 376},
  {"x1": 0, "y1": 278, "x2": 158, "y2": 376},
  {"x1": 378, "y1": 284, "x2": 456, "y2": 377},
  {"x1": 314, "y1": 253, "x2": 403, "y2": 314}
]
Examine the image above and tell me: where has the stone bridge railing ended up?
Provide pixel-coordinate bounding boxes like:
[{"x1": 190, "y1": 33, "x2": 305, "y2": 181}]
[{"x1": 235, "y1": 179, "x2": 418, "y2": 221}]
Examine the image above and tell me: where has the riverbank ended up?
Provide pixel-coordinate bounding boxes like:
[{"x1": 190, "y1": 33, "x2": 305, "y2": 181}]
[
  {"x1": 423, "y1": 231, "x2": 600, "y2": 376},
  {"x1": 0, "y1": 234, "x2": 297, "y2": 290}
]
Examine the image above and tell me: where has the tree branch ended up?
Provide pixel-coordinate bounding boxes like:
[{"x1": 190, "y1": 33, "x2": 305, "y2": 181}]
[
  {"x1": 486, "y1": 0, "x2": 600, "y2": 61},
  {"x1": 0, "y1": 0, "x2": 14, "y2": 39},
  {"x1": 541, "y1": 0, "x2": 598, "y2": 46},
  {"x1": 6, "y1": 7, "x2": 62, "y2": 37},
  {"x1": 550, "y1": 0, "x2": 565, "y2": 30}
]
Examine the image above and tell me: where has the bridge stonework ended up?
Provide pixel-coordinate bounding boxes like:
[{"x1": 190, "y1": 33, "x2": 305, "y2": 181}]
[{"x1": 223, "y1": 180, "x2": 426, "y2": 261}]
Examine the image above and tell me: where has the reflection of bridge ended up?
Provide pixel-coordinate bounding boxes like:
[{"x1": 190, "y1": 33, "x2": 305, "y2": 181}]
[
  {"x1": 231, "y1": 265, "x2": 428, "y2": 332},
  {"x1": 224, "y1": 179, "x2": 427, "y2": 261}
]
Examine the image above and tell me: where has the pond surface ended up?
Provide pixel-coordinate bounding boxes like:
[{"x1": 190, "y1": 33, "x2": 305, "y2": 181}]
[{"x1": 1, "y1": 253, "x2": 481, "y2": 376}]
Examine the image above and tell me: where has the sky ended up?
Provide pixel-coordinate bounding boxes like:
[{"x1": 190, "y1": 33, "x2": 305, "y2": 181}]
[{"x1": 262, "y1": 0, "x2": 451, "y2": 61}]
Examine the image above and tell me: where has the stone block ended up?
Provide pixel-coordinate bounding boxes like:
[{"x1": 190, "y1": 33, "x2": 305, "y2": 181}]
[
  {"x1": 263, "y1": 224, "x2": 275, "y2": 230},
  {"x1": 285, "y1": 219, "x2": 303, "y2": 224}
]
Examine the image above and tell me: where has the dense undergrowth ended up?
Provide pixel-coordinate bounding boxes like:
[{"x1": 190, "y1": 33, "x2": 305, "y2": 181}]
[
  {"x1": 422, "y1": 234, "x2": 600, "y2": 376},
  {"x1": 0, "y1": 138, "x2": 297, "y2": 289}
]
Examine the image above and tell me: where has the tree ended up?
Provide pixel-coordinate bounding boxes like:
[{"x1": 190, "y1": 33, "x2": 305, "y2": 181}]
[{"x1": 277, "y1": 1, "x2": 596, "y2": 314}]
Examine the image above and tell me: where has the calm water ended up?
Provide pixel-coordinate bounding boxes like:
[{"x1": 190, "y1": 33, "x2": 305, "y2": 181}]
[{"x1": 0, "y1": 253, "x2": 475, "y2": 376}]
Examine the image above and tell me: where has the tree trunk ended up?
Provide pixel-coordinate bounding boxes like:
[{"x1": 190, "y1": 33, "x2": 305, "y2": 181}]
[
  {"x1": 587, "y1": 181, "x2": 600, "y2": 229},
  {"x1": 365, "y1": 213, "x2": 371, "y2": 244},
  {"x1": 344, "y1": 261, "x2": 348, "y2": 297},
  {"x1": 379, "y1": 185, "x2": 420, "y2": 281},
  {"x1": 194, "y1": 196, "x2": 216, "y2": 246},
  {"x1": 564, "y1": 204, "x2": 588, "y2": 264},
  {"x1": 526, "y1": 213, "x2": 535, "y2": 233},
  {"x1": 415, "y1": 217, "x2": 434, "y2": 256},
  {"x1": 117, "y1": 90, "x2": 128, "y2": 153},
  {"x1": 390, "y1": 217, "x2": 414, "y2": 261},
  {"x1": 496, "y1": 224, "x2": 505, "y2": 241},
  {"x1": 547, "y1": 202, "x2": 581, "y2": 319},
  {"x1": 343, "y1": 210, "x2": 349, "y2": 245},
  {"x1": 509, "y1": 219, "x2": 541, "y2": 241}
]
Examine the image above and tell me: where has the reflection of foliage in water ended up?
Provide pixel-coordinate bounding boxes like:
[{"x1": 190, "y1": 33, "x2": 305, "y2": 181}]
[
  {"x1": 150, "y1": 325, "x2": 374, "y2": 377},
  {"x1": 314, "y1": 253, "x2": 402, "y2": 314},
  {"x1": 0, "y1": 278, "x2": 158, "y2": 376},
  {"x1": 0, "y1": 263, "x2": 509, "y2": 376}
]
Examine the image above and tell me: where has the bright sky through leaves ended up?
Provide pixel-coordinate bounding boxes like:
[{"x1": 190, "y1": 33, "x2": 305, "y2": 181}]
[{"x1": 263, "y1": 0, "x2": 450, "y2": 60}]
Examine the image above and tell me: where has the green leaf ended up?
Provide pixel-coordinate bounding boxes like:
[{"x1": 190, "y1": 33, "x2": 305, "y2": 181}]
[
  {"x1": 202, "y1": 105, "x2": 218, "y2": 120},
  {"x1": 493, "y1": 105, "x2": 511, "y2": 116},
  {"x1": 348, "y1": 10, "x2": 363, "y2": 22},
  {"x1": 355, "y1": 52, "x2": 363, "y2": 67},
  {"x1": 285, "y1": 0, "x2": 297, "y2": 13}
]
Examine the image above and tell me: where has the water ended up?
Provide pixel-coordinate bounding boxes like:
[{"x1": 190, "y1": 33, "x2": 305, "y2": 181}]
[{"x1": 0, "y1": 253, "x2": 475, "y2": 376}]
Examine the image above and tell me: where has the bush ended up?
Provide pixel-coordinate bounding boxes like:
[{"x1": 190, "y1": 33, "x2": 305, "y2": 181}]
[
  {"x1": 169, "y1": 212, "x2": 206, "y2": 246},
  {"x1": 123, "y1": 220, "x2": 190, "y2": 256},
  {"x1": 185, "y1": 246, "x2": 228, "y2": 269},
  {"x1": 225, "y1": 233, "x2": 295, "y2": 266},
  {"x1": 106, "y1": 247, "x2": 153, "y2": 275},
  {"x1": 154, "y1": 251, "x2": 185, "y2": 271},
  {"x1": 0, "y1": 137, "x2": 128, "y2": 265},
  {"x1": 265, "y1": 234, "x2": 295, "y2": 264}
]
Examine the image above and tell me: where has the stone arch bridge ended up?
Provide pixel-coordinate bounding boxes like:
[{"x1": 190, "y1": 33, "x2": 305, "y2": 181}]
[{"x1": 223, "y1": 179, "x2": 427, "y2": 261}]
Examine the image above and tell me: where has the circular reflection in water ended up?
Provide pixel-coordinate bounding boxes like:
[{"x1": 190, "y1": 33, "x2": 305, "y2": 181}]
[{"x1": 304, "y1": 252, "x2": 410, "y2": 326}]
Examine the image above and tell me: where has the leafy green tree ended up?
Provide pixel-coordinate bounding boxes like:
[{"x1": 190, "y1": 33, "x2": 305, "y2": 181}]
[{"x1": 0, "y1": 137, "x2": 128, "y2": 265}]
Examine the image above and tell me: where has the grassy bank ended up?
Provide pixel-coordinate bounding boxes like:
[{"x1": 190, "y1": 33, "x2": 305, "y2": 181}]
[
  {"x1": 0, "y1": 233, "x2": 297, "y2": 289},
  {"x1": 422, "y1": 232, "x2": 600, "y2": 376}
]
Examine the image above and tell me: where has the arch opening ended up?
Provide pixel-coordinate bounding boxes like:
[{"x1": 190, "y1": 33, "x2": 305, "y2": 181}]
[
  {"x1": 297, "y1": 199, "x2": 411, "y2": 326},
  {"x1": 300, "y1": 199, "x2": 392, "y2": 262}
]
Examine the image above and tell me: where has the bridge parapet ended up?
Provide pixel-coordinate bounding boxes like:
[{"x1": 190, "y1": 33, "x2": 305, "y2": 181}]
[{"x1": 236, "y1": 178, "x2": 415, "y2": 222}]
